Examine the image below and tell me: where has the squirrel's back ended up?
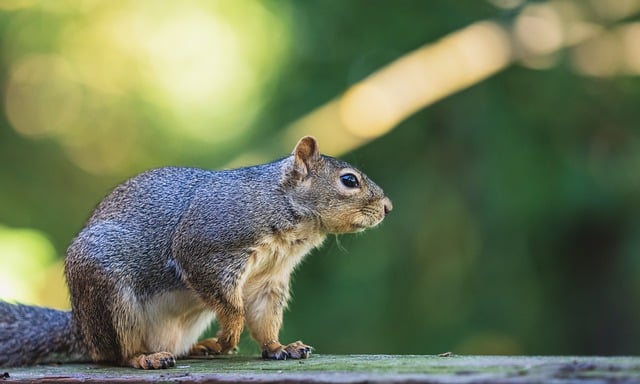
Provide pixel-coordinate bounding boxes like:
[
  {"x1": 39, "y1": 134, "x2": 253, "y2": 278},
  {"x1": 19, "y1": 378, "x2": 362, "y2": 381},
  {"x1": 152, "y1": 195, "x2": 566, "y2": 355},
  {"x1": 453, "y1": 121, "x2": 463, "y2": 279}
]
[
  {"x1": 87, "y1": 163, "x2": 286, "y2": 231},
  {"x1": 67, "y1": 162, "x2": 293, "y2": 296}
]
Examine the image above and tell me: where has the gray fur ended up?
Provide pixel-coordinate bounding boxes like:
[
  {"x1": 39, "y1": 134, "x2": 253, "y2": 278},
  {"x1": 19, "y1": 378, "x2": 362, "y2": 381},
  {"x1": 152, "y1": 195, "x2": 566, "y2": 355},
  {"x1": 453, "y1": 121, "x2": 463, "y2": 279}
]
[
  {"x1": 0, "y1": 302, "x2": 87, "y2": 366},
  {"x1": 0, "y1": 137, "x2": 391, "y2": 367}
]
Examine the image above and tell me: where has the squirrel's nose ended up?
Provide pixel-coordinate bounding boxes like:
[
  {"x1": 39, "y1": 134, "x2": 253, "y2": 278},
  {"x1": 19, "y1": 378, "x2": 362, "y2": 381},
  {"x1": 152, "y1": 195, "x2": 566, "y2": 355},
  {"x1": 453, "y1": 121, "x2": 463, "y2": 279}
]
[{"x1": 382, "y1": 197, "x2": 393, "y2": 215}]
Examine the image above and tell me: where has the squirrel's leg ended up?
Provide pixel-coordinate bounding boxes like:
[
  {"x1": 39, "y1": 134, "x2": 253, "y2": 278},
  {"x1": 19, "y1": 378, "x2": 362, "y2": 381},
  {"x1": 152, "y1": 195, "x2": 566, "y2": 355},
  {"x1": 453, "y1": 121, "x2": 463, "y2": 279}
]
[
  {"x1": 174, "y1": 245, "x2": 249, "y2": 355},
  {"x1": 244, "y1": 280, "x2": 312, "y2": 360},
  {"x1": 213, "y1": 299, "x2": 245, "y2": 354},
  {"x1": 188, "y1": 294, "x2": 245, "y2": 357},
  {"x1": 189, "y1": 303, "x2": 244, "y2": 356}
]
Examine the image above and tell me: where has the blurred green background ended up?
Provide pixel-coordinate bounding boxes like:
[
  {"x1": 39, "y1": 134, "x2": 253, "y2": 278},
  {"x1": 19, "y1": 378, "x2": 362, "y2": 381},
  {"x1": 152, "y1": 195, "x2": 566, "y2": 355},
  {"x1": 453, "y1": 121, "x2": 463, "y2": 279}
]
[{"x1": 1, "y1": 0, "x2": 640, "y2": 356}]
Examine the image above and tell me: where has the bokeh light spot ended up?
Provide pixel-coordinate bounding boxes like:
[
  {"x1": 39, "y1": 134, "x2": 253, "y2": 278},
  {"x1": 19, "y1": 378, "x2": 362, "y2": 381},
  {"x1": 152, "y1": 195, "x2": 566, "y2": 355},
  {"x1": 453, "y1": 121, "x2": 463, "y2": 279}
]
[
  {"x1": 621, "y1": 23, "x2": 640, "y2": 73},
  {"x1": 4, "y1": 1, "x2": 291, "y2": 175},
  {"x1": 572, "y1": 31, "x2": 621, "y2": 76},
  {"x1": 0, "y1": 226, "x2": 68, "y2": 309},
  {"x1": 5, "y1": 54, "x2": 83, "y2": 138},
  {"x1": 515, "y1": 3, "x2": 564, "y2": 66}
]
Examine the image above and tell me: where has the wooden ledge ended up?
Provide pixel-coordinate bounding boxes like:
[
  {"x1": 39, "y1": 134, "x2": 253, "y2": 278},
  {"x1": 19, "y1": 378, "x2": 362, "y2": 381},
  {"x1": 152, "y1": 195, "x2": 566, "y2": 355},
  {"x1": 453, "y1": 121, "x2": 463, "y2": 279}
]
[{"x1": 3, "y1": 355, "x2": 640, "y2": 383}]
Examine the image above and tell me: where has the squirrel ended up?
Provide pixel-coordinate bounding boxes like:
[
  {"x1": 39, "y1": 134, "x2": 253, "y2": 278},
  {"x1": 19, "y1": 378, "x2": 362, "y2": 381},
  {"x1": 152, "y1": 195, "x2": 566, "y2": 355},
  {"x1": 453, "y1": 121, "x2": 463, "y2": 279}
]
[{"x1": 0, "y1": 136, "x2": 392, "y2": 369}]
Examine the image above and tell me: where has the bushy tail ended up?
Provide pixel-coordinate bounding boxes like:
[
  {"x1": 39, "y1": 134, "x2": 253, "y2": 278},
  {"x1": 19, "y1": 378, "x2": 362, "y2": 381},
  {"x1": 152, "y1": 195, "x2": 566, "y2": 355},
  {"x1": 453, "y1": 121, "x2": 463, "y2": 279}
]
[{"x1": 0, "y1": 301, "x2": 88, "y2": 367}]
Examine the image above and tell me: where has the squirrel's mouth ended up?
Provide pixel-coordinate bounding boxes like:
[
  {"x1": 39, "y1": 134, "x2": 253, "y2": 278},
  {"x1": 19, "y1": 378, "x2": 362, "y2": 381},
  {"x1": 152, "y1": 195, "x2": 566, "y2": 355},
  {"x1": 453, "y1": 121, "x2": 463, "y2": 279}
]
[
  {"x1": 352, "y1": 204, "x2": 389, "y2": 231},
  {"x1": 323, "y1": 198, "x2": 391, "y2": 234},
  {"x1": 326, "y1": 216, "x2": 378, "y2": 234}
]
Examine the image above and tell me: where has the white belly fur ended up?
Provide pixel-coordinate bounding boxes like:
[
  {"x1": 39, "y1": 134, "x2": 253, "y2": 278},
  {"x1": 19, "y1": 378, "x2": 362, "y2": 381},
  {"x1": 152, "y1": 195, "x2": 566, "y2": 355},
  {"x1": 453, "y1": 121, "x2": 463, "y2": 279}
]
[{"x1": 128, "y1": 289, "x2": 215, "y2": 358}]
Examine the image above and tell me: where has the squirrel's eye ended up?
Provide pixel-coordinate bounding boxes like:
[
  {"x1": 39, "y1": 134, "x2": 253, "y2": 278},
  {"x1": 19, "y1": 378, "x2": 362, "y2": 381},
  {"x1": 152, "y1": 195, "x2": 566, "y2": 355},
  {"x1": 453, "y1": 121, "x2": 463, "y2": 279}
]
[{"x1": 340, "y1": 173, "x2": 360, "y2": 189}]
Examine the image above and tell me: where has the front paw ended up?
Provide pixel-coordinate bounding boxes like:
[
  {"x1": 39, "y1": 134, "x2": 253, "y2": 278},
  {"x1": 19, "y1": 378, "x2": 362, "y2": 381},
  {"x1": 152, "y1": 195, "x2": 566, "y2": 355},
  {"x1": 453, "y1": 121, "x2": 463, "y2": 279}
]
[
  {"x1": 190, "y1": 338, "x2": 224, "y2": 356},
  {"x1": 262, "y1": 340, "x2": 313, "y2": 360},
  {"x1": 129, "y1": 352, "x2": 176, "y2": 369},
  {"x1": 190, "y1": 337, "x2": 239, "y2": 356}
]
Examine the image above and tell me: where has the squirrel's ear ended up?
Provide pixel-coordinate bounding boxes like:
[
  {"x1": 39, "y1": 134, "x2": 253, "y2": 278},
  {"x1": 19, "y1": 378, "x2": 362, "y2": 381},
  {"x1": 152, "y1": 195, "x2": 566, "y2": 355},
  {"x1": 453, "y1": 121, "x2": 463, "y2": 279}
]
[{"x1": 292, "y1": 136, "x2": 320, "y2": 178}]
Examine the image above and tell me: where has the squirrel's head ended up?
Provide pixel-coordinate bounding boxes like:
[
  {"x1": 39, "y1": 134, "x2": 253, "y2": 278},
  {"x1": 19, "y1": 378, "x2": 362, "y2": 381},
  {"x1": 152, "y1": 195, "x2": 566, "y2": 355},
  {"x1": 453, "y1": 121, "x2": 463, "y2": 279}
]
[{"x1": 283, "y1": 136, "x2": 392, "y2": 234}]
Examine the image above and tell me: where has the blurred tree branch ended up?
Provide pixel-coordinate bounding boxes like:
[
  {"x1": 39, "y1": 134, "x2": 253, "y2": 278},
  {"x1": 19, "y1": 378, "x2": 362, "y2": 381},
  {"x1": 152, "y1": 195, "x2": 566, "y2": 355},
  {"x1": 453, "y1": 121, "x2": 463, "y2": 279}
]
[{"x1": 228, "y1": 0, "x2": 640, "y2": 165}]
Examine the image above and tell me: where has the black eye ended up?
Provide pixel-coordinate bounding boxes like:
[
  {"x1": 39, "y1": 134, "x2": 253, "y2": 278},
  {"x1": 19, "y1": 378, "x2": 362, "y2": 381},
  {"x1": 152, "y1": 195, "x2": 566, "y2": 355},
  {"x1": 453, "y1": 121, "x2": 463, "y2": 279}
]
[{"x1": 340, "y1": 173, "x2": 360, "y2": 188}]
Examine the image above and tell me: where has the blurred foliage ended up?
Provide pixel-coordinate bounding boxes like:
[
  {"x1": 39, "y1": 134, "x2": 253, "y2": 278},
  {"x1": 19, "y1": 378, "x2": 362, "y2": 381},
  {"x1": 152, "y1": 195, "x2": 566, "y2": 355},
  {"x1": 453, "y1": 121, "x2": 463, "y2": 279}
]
[{"x1": 1, "y1": 0, "x2": 640, "y2": 356}]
